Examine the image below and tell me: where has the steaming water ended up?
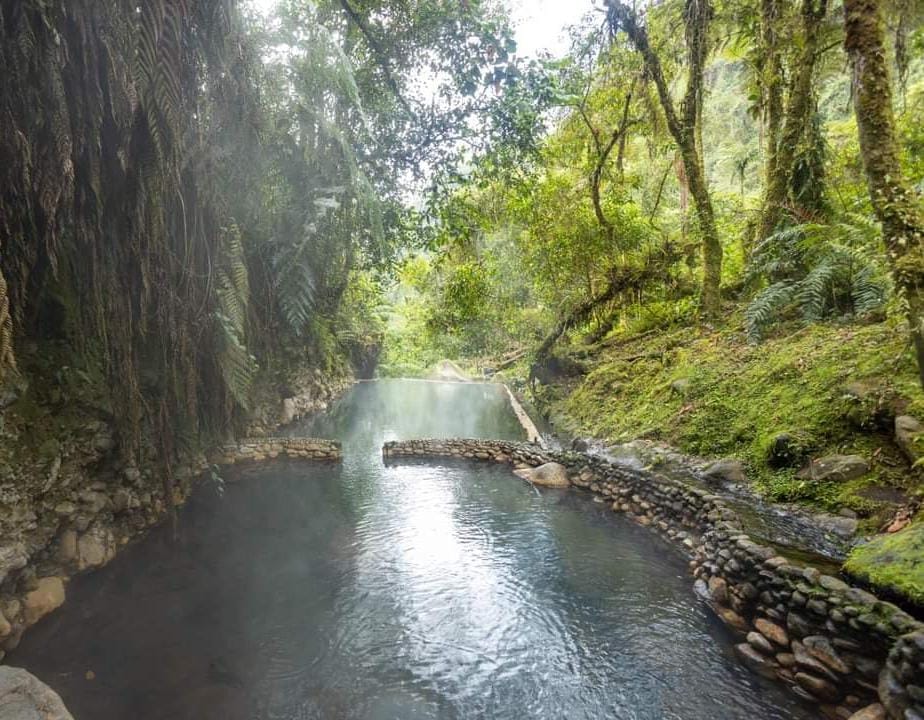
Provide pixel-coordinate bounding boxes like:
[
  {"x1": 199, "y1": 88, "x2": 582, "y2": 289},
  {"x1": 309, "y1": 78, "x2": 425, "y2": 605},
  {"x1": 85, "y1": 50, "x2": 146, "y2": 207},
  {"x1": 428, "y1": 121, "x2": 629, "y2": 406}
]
[{"x1": 11, "y1": 380, "x2": 814, "y2": 719}]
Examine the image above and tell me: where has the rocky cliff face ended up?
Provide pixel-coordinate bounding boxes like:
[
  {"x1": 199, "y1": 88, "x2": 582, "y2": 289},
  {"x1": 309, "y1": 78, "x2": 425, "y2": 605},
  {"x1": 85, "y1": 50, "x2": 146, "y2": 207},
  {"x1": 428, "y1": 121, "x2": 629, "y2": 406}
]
[{"x1": 0, "y1": 349, "x2": 352, "y2": 663}]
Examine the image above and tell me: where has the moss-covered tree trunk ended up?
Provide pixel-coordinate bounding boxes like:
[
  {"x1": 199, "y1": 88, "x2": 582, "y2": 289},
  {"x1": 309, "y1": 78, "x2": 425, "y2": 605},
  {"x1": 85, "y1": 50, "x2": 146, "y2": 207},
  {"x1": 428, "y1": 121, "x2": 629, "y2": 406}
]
[
  {"x1": 606, "y1": 0, "x2": 723, "y2": 316},
  {"x1": 759, "y1": 0, "x2": 783, "y2": 195},
  {"x1": 844, "y1": 0, "x2": 924, "y2": 388},
  {"x1": 758, "y1": 0, "x2": 827, "y2": 241}
]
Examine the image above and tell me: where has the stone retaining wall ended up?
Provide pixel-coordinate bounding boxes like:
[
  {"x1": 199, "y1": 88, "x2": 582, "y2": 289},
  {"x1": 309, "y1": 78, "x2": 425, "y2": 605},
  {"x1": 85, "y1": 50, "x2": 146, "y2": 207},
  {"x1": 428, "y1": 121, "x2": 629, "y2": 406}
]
[
  {"x1": 383, "y1": 438, "x2": 924, "y2": 720},
  {"x1": 0, "y1": 437, "x2": 340, "y2": 667},
  {"x1": 211, "y1": 437, "x2": 342, "y2": 464}
]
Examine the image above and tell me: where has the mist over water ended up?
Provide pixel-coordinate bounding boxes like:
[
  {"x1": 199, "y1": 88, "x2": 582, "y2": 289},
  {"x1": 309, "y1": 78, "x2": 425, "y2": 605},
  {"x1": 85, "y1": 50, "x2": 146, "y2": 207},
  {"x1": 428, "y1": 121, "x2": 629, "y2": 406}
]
[{"x1": 11, "y1": 380, "x2": 814, "y2": 719}]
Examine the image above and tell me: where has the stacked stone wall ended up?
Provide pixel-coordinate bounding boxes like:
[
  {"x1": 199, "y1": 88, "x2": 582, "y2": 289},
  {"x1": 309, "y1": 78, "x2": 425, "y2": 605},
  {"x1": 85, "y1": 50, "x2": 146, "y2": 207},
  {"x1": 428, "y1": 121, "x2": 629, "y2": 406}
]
[{"x1": 383, "y1": 438, "x2": 924, "y2": 720}]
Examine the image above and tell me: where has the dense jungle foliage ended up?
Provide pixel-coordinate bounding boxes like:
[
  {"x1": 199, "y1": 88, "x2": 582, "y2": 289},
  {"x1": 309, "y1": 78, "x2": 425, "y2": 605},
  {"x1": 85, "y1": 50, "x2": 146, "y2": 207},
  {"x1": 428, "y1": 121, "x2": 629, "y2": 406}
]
[
  {"x1": 0, "y1": 0, "x2": 535, "y2": 463},
  {"x1": 369, "y1": 0, "x2": 924, "y2": 599},
  {"x1": 2, "y1": 0, "x2": 924, "y2": 597},
  {"x1": 383, "y1": 0, "x2": 924, "y2": 379}
]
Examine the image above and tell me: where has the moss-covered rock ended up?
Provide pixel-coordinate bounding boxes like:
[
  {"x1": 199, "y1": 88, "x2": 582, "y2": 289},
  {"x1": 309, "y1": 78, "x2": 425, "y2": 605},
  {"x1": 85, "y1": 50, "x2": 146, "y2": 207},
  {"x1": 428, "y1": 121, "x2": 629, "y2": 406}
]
[{"x1": 844, "y1": 523, "x2": 924, "y2": 605}]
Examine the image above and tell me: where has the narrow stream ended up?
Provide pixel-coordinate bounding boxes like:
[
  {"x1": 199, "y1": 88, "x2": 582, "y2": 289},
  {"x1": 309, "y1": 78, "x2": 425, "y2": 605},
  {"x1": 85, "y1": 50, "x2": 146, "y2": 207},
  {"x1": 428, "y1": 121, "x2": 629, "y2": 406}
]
[{"x1": 11, "y1": 380, "x2": 815, "y2": 719}]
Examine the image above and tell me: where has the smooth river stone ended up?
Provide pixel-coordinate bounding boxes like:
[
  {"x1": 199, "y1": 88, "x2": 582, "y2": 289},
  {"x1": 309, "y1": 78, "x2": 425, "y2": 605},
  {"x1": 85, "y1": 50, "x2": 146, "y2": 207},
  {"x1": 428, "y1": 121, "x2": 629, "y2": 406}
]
[
  {"x1": 795, "y1": 672, "x2": 842, "y2": 703},
  {"x1": 747, "y1": 631, "x2": 775, "y2": 656},
  {"x1": 803, "y1": 635, "x2": 851, "y2": 674},
  {"x1": 735, "y1": 643, "x2": 778, "y2": 678},
  {"x1": 846, "y1": 704, "x2": 886, "y2": 720},
  {"x1": 717, "y1": 607, "x2": 750, "y2": 633},
  {"x1": 0, "y1": 666, "x2": 73, "y2": 719},
  {"x1": 756, "y1": 618, "x2": 790, "y2": 647},
  {"x1": 513, "y1": 462, "x2": 570, "y2": 488},
  {"x1": 792, "y1": 641, "x2": 839, "y2": 682},
  {"x1": 22, "y1": 577, "x2": 65, "y2": 625}
]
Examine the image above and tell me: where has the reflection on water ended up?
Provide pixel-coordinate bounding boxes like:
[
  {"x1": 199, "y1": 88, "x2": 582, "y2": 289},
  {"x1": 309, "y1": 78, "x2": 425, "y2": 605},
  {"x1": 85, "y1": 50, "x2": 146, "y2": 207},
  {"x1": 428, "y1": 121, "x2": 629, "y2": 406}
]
[{"x1": 10, "y1": 380, "x2": 813, "y2": 719}]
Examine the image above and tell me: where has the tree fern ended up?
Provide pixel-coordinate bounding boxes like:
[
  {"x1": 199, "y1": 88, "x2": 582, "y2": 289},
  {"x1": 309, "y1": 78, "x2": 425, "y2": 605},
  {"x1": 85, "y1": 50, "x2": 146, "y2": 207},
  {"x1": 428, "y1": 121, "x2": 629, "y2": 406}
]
[
  {"x1": 213, "y1": 311, "x2": 257, "y2": 409},
  {"x1": 746, "y1": 281, "x2": 796, "y2": 342},
  {"x1": 746, "y1": 215, "x2": 891, "y2": 341}
]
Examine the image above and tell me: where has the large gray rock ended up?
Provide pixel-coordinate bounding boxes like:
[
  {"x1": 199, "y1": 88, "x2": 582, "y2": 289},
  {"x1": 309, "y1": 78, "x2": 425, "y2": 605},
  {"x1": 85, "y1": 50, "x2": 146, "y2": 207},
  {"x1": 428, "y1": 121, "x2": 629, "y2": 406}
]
[
  {"x1": 76, "y1": 525, "x2": 116, "y2": 571},
  {"x1": 797, "y1": 454, "x2": 869, "y2": 482},
  {"x1": 895, "y1": 415, "x2": 924, "y2": 465},
  {"x1": 513, "y1": 462, "x2": 570, "y2": 488},
  {"x1": 0, "y1": 666, "x2": 73, "y2": 719},
  {"x1": 702, "y1": 458, "x2": 747, "y2": 486}
]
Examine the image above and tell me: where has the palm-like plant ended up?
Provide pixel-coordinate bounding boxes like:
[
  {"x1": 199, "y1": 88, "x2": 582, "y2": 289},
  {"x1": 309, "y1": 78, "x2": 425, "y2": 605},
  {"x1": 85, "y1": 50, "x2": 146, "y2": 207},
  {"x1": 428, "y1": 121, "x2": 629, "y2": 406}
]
[{"x1": 745, "y1": 214, "x2": 891, "y2": 341}]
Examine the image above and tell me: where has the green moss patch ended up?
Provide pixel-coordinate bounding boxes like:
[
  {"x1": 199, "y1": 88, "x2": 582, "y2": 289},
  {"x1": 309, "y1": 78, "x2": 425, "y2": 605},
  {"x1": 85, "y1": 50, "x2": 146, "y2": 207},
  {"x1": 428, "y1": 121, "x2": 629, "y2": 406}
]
[
  {"x1": 551, "y1": 316, "x2": 924, "y2": 512},
  {"x1": 845, "y1": 523, "x2": 924, "y2": 605}
]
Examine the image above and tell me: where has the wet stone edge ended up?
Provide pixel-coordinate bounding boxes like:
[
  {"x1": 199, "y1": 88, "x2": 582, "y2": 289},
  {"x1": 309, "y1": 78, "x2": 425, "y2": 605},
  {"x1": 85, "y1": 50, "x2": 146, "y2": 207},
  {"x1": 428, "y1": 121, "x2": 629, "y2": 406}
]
[{"x1": 382, "y1": 437, "x2": 924, "y2": 720}]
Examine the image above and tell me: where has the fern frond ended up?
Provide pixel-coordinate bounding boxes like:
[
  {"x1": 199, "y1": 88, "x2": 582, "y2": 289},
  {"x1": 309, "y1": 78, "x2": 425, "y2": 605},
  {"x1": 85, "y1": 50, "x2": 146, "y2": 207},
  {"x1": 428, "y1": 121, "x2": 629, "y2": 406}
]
[
  {"x1": 797, "y1": 259, "x2": 838, "y2": 323},
  {"x1": 213, "y1": 311, "x2": 256, "y2": 409},
  {"x1": 746, "y1": 281, "x2": 796, "y2": 342}
]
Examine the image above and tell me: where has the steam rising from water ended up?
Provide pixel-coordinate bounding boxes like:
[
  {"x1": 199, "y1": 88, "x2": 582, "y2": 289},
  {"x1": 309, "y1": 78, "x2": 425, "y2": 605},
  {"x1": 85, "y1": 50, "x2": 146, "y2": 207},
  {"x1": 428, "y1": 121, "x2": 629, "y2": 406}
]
[{"x1": 11, "y1": 380, "x2": 814, "y2": 720}]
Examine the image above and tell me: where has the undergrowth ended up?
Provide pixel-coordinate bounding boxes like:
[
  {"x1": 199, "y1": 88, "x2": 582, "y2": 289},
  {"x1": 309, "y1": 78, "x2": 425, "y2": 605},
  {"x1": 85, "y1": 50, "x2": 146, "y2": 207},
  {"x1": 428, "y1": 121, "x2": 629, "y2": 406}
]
[{"x1": 551, "y1": 313, "x2": 924, "y2": 515}]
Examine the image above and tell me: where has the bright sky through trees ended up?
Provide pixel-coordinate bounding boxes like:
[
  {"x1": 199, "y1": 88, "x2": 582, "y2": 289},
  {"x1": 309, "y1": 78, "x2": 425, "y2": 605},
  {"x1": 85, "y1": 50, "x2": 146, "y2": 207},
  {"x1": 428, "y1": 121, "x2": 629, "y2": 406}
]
[{"x1": 246, "y1": 0, "x2": 594, "y2": 58}]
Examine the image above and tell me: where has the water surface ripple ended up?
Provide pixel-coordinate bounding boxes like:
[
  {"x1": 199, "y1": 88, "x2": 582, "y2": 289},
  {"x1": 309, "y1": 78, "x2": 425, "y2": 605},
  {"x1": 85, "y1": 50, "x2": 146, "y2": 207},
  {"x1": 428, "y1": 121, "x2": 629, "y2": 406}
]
[{"x1": 11, "y1": 380, "x2": 814, "y2": 719}]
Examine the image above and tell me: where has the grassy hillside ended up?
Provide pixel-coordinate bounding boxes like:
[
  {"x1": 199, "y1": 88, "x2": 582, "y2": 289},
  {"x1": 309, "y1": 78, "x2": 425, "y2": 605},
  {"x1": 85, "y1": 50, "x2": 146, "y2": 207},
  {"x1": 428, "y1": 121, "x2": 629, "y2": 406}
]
[{"x1": 546, "y1": 316, "x2": 922, "y2": 511}]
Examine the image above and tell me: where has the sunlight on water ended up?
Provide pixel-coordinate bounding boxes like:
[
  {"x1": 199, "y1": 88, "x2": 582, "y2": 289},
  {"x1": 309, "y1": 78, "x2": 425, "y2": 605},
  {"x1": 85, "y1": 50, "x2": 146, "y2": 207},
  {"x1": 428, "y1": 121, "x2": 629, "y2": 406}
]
[{"x1": 11, "y1": 380, "x2": 815, "y2": 720}]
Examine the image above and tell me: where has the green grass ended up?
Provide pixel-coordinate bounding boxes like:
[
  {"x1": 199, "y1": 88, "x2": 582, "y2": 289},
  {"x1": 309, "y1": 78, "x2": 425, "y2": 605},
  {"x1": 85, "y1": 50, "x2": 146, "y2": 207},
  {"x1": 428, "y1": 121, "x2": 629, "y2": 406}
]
[
  {"x1": 551, "y1": 314, "x2": 924, "y2": 514},
  {"x1": 845, "y1": 522, "x2": 924, "y2": 605}
]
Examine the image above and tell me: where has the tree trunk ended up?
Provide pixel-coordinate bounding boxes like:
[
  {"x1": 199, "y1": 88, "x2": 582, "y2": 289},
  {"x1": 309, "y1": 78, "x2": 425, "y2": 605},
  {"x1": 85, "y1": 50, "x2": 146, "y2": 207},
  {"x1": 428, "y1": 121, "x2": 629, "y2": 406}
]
[
  {"x1": 605, "y1": 0, "x2": 723, "y2": 316},
  {"x1": 584, "y1": 87, "x2": 634, "y2": 247},
  {"x1": 758, "y1": 0, "x2": 827, "y2": 241},
  {"x1": 760, "y1": 0, "x2": 784, "y2": 193},
  {"x1": 534, "y1": 260, "x2": 671, "y2": 360},
  {"x1": 844, "y1": 0, "x2": 924, "y2": 388}
]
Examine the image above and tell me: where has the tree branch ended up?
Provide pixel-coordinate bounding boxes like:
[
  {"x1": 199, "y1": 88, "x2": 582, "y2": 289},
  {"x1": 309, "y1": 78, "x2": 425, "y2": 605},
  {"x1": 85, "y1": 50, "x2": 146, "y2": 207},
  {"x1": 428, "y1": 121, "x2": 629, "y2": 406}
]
[{"x1": 337, "y1": 0, "x2": 415, "y2": 117}]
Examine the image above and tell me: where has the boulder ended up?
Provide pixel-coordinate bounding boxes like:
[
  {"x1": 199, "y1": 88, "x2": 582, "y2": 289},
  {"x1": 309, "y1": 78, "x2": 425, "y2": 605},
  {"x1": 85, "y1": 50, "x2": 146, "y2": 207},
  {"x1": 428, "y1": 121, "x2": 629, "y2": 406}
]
[
  {"x1": 702, "y1": 458, "x2": 747, "y2": 486},
  {"x1": 77, "y1": 525, "x2": 116, "y2": 570},
  {"x1": 767, "y1": 432, "x2": 813, "y2": 469},
  {"x1": 803, "y1": 635, "x2": 851, "y2": 674},
  {"x1": 707, "y1": 576, "x2": 729, "y2": 605},
  {"x1": 755, "y1": 618, "x2": 789, "y2": 647},
  {"x1": 792, "y1": 640, "x2": 839, "y2": 682},
  {"x1": 735, "y1": 643, "x2": 777, "y2": 678},
  {"x1": 56, "y1": 530, "x2": 78, "y2": 565},
  {"x1": 716, "y1": 607, "x2": 749, "y2": 632},
  {"x1": 22, "y1": 577, "x2": 65, "y2": 625},
  {"x1": 797, "y1": 455, "x2": 869, "y2": 482},
  {"x1": 280, "y1": 397, "x2": 297, "y2": 425},
  {"x1": 0, "y1": 609, "x2": 10, "y2": 639},
  {"x1": 746, "y1": 631, "x2": 775, "y2": 656},
  {"x1": 795, "y1": 672, "x2": 841, "y2": 702},
  {"x1": 514, "y1": 462, "x2": 570, "y2": 488},
  {"x1": 846, "y1": 704, "x2": 886, "y2": 720},
  {"x1": 815, "y1": 513, "x2": 859, "y2": 539},
  {"x1": 0, "y1": 666, "x2": 74, "y2": 720},
  {"x1": 842, "y1": 382, "x2": 898, "y2": 431},
  {"x1": 895, "y1": 415, "x2": 924, "y2": 465}
]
